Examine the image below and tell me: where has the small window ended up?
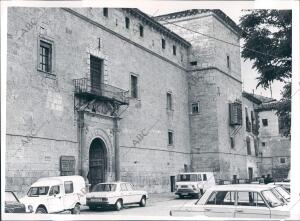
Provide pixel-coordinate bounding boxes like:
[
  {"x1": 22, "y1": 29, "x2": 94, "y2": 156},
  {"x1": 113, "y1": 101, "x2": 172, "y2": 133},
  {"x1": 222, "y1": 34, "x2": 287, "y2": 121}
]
[
  {"x1": 230, "y1": 136, "x2": 235, "y2": 148},
  {"x1": 49, "y1": 185, "x2": 60, "y2": 196},
  {"x1": 125, "y1": 17, "x2": 130, "y2": 29},
  {"x1": 120, "y1": 184, "x2": 127, "y2": 191},
  {"x1": 203, "y1": 174, "x2": 207, "y2": 181},
  {"x1": 262, "y1": 142, "x2": 266, "y2": 146},
  {"x1": 130, "y1": 75, "x2": 138, "y2": 98},
  {"x1": 103, "y1": 8, "x2": 108, "y2": 17},
  {"x1": 191, "y1": 102, "x2": 199, "y2": 114},
  {"x1": 262, "y1": 119, "x2": 268, "y2": 127},
  {"x1": 197, "y1": 174, "x2": 202, "y2": 181},
  {"x1": 227, "y1": 55, "x2": 231, "y2": 69},
  {"x1": 280, "y1": 157, "x2": 286, "y2": 164},
  {"x1": 139, "y1": 25, "x2": 144, "y2": 37},
  {"x1": 39, "y1": 40, "x2": 52, "y2": 73},
  {"x1": 173, "y1": 45, "x2": 176, "y2": 55},
  {"x1": 167, "y1": 92, "x2": 172, "y2": 110},
  {"x1": 162, "y1": 39, "x2": 165, "y2": 49},
  {"x1": 190, "y1": 61, "x2": 197, "y2": 66},
  {"x1": 168, "y1": 131, "x2": 173, "y2": 146},
  {"x1": 64, "y1": 181, "x2": 74, "y2": 194}
]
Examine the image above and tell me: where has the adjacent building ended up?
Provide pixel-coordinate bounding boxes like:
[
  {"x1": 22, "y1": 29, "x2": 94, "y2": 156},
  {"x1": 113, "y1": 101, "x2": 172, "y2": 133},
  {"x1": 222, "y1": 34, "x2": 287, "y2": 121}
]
[{"x1": 5, "y1": 7, "x2": 290, "y2": 196}]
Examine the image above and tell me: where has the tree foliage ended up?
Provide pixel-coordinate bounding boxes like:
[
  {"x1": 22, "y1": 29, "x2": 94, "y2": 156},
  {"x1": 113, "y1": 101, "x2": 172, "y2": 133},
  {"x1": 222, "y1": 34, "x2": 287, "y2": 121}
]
[
  {"x1": 239, "y1": 10, "x2": 292, "y2": 89},
  {"x1": 239, "y1": 10, "x2": 292, "y2": 136}
]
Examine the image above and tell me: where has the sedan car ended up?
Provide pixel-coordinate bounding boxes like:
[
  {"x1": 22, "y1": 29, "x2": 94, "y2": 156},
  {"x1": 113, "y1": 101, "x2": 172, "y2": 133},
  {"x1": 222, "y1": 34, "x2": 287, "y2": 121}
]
[
  {"x1": 5, "y1": 191, "x2": 26, "y2": 213},
  {"x1": 86, "y1": 182, "x2": 148, "y2": 211},
  {"x1": 170, "y1": 184, "x2": 295, "y2": 219}
]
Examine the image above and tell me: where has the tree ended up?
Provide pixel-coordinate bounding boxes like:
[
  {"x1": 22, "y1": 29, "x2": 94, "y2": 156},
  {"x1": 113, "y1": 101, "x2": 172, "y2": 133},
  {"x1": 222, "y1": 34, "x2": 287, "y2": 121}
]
[{"x1": 239, "y1": 10, "x2": 292, "y2": 136}]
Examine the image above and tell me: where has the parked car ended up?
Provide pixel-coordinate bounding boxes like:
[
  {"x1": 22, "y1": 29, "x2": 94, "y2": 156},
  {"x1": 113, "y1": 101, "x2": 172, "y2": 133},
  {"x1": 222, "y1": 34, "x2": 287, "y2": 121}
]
[
  {"x1": 175, "y1": 172, "x2": 215, "y2": 198},
  {"x1": 86, "y1": 182, "x2": 148, "y2": 211},
  {"x1": 170, "y1": 184, "x2": 295, "y2": 219},
  {"x1": 5, "y1": 191, "x2": 27, "y2": 213},
  {"x1": 19, "y1": 175, "x2": 86, "y2": 214}
]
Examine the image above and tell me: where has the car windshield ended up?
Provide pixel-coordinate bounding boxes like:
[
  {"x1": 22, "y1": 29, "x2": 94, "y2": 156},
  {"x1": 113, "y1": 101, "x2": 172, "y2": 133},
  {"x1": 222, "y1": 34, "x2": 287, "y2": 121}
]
[
  {"x1": 92, "y1": 184, "x2": 116, "y2": 192},
  {"x1": 274, "y1": 186, "x2": 290, "y2": 202},
  {"x1": 5, "y1": 192, "x2": 18, "y2": 202},
  {"x1": 178, "y1": 174, "x2": 197, "y2": 182},
  {"x1": 27, "y1": 186, "x2": 49, "y2": 197},
  {"x1": 262, "y1": 190, "x2": 285, "y2": 207}
]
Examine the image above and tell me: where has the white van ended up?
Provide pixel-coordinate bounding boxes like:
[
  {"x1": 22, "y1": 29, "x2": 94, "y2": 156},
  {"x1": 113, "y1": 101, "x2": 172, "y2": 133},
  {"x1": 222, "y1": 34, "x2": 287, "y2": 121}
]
[
  {"x1": 175, "y1": 172, "x2": 215, "y2": 198},
  {"x1": 20, "y1": 175, "x2": 86, "y2": 214}
]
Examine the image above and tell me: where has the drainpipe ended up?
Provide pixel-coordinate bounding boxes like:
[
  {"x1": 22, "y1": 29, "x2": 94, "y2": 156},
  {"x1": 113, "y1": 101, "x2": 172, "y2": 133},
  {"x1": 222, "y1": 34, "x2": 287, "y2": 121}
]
[
  {"x1": 113, "y1": 117, "x2": 120, "y2": 181},
  {"x1": 78, "y1": 111, "x2": 84, "y2": 177}
]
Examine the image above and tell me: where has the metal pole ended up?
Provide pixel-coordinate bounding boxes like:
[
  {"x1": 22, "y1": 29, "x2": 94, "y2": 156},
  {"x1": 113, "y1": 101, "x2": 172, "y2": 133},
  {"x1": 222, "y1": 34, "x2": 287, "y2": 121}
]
[{"x1": 114, "y1": 117, "x2": 120, "y2": 181}]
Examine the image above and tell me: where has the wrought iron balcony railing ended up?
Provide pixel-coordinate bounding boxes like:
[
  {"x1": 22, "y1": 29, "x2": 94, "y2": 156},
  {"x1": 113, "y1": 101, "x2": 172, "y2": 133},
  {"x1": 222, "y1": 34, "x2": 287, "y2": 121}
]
[{"x1": 73, "y1": 78, "x2": 129, "y2": 104}]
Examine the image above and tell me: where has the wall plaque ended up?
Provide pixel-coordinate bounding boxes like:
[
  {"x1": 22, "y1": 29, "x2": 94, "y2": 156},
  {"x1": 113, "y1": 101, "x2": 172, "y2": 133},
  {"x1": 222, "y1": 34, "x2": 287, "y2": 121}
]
[{"x1": 60, "y1": 156, "x2": 75, "y2": 176}]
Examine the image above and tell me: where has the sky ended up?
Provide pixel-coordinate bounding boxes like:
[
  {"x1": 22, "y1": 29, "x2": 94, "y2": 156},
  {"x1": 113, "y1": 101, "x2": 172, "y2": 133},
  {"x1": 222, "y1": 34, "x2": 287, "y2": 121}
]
[{"x1": 138, "y1": 2, "x2": 287, "y2": 100}]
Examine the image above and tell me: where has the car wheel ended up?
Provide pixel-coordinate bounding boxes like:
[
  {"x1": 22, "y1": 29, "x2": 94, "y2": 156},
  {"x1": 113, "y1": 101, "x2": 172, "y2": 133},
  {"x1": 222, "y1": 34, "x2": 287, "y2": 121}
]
[
  {"x1": 36, "y1": 207, "x2": 47, "y2": 214},
  {"x1": 71, "y1": 203, "x2": 80, "y2": 214},
  {"x1": 115, "y1": 199, "x2": 123, "y2": 211},
  {"x1": 139, "y1": 196, "x2": 146, "y2": 207}
]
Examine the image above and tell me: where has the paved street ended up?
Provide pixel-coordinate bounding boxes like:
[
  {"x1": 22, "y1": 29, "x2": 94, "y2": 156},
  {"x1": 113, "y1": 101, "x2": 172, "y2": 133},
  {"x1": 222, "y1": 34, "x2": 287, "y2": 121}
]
[{"x1": 81, "y1": 193, "x2": 197, "y2": 216}]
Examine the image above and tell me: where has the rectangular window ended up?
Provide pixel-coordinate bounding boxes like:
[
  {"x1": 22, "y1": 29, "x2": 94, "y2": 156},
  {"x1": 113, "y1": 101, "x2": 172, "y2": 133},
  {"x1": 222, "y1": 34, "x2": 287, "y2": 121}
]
[
  {"x1": 237, "y1": 192, "x2": 267, "y2": 207},
  {"x1": 191, "y1": 102, "x2": 199, "y2": 114},
  {"x1": 262, "y1": 119, "x2": 268, "y2": 127},
  {"x1": 49, "y1": 185, "x2": 60, "y2": 196},
  {"x1": 245, "y1": 107, "x2": 251, "y2": 132},
  {"x1": 125, "y1": 17, "x2": 130, "y2": 29},
  {"x1": 246, "y1": 137, "x2": 251, "y2": 155},
  {"x1": 230, "y1": 136, "x2": 235, "y2": 148},
  {"x1": 280, "y1": 157, "x2": 286, "y2": 164},
  {"x1": 173, "y1": 45, "x2": 176, "y2": 55},
  {"x1": 103, "y1": 8, "x2": 108, "y2": 17},
  {"x1": 203, "y1": 174, "x2": 207, "y2": 181},
  {"x1": 139, "y1": 25, "x2": 144, "y2": 37},
  {"x1": 168, "y1": 131, "x2": 173, "y2": 146},
  {"x1": 190, "y1": 61, "x2": 197, "y2": 66},
  {"x1": 39, "y1": 40, "x2": 52, "y2": 73},
  {"x1": 130, "y1": 75, "x2": 138, "y2": 98},
  {"x1": 262, "y1": 142, "x2": 266, "y2": 146},
  {"x1": 162, "y1": 39, "x2": 165, "y2": 49},
  {"x1": 64, "y1": 181, "x2": 74, "y2": 194},
  {"x1": 254, "y1": 139, "x2": 258, "y2": 156},
  {"x1": 166, "y1": 92, "x2": 172, "y2": 110},
  {"x1": 227, "y1": 55, "x2": 231, "y2": 68}
]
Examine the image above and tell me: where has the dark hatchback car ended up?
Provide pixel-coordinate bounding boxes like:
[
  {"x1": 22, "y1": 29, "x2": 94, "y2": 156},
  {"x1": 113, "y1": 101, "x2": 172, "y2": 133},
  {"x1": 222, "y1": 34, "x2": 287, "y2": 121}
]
[{"x1": 5, "y1": 191, "x2": 26, "y2": 213}]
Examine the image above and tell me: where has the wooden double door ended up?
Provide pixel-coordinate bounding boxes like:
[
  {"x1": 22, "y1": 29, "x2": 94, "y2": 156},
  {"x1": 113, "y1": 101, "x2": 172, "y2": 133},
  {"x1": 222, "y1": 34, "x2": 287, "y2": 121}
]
[{"x1": 89, "y1": 138, "x2": 107, "y2": 188}]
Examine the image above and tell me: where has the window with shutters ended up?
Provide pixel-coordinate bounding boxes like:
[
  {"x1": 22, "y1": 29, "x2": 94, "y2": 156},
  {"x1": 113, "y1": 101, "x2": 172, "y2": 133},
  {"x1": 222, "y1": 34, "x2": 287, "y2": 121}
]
[
  {"x1": 229, "y1": 102, "x2": 242, "y2": 125},
  {"x1": 254, "y1": 139, "x2": 259, "y2": 156}
]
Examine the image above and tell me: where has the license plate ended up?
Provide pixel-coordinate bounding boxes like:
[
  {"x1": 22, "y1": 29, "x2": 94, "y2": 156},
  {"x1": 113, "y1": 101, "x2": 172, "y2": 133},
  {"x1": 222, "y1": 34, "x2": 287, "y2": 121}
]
[{"x1": 181, "y1": 193, "x2": 188, "y2": 196}]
